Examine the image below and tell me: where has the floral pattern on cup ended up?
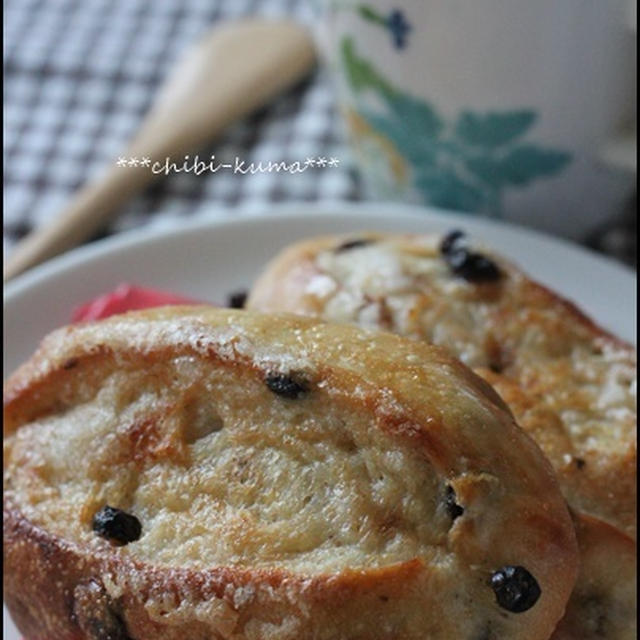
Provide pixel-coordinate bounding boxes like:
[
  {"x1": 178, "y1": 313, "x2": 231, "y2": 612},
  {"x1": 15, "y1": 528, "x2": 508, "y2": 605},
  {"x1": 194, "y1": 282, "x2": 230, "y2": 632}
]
[{"x1": 339, "y1": 11, "x2": 573, "y2": 216}]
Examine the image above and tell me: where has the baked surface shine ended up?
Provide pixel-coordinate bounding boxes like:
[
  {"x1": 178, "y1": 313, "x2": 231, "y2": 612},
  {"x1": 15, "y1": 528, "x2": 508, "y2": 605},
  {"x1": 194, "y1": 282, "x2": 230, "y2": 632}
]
[
  {"x1": 247, "y1": 233, "x2": 637, "y2": 537},
  {"x1": 4, "y1": 308, "x2": 578, "y2": 640}
]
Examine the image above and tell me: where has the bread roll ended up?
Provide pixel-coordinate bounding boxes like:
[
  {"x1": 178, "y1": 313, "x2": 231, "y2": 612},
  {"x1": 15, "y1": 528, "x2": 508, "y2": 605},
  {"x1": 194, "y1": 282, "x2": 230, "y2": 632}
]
[
  {"x1": 4, "y1": 308, "x2": 578, "y2": 640},
  {"x1": 247, "y1": 232, "x2": 637, "y2": 537}
]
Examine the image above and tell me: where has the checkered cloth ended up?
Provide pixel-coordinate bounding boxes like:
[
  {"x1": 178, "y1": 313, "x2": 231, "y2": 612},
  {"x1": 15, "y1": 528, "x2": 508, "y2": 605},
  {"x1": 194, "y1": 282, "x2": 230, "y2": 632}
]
[
  {"x1": 3, "y1": 0, "x2": 362, "y2": 257},
  {"x1": 3, "y1": 0, "x2": 635, "y2": 267}
]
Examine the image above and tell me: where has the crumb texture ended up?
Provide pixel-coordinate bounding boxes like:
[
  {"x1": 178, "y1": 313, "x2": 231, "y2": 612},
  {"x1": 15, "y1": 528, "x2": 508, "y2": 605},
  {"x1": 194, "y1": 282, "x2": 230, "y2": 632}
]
[{"x1": 5, "y1": 354, "x2": 452, "y2": 573}]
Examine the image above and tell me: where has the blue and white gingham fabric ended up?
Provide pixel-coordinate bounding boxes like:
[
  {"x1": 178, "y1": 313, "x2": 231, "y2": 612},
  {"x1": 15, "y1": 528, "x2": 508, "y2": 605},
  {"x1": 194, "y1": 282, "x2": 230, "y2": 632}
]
[
  {"x1": 3, "y1": 0, "x2": 362, "y2": 257},
  {"x1": 3, "y1": 0, "x2": 635, "y2": 266}
]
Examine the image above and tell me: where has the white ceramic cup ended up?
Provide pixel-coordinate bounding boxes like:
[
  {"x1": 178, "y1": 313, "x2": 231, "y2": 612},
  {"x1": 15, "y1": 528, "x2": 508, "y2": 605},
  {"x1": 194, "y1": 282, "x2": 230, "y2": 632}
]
[{"x1": 318, "y1": 0, "x2": 636, "y2": 240}]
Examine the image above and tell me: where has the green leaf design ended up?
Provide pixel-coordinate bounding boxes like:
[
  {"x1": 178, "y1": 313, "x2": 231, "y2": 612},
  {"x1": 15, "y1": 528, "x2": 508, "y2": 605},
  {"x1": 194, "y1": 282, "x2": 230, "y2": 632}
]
[
  {"x1": 498, "y1": 145, "x2": 572, "y2": 186},
  {"x1": 415, "y1": 168, "x2": 486, "y2": 212},
  {"x1": 363, "y1": 111, "x2": 438, "y2": 166},
  {"x1": 338, "y1": 37, "x2": 571, "y2": 214},
  {"x1": 341, "y1": 37, "x2": 393, "y2": 96},
  {"x1": 455, "y1": 111, "x2": 536, "y2": 148},
  {"x1": 464, "y1": 155, "x2": 504, "y2": 188},
  {"x1": 382, "y1": 92, "x2": 444, "y2": 140}
]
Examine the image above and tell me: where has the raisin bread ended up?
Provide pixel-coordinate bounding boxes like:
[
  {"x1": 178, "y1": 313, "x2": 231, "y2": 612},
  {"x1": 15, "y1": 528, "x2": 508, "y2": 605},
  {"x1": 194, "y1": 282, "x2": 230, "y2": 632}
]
[
  {"x1": 4, "y1": 308, "x2": 578, "y2": 640},
  {"x1": 247, "y1": 232, "x2": 637, "y2": 538}
]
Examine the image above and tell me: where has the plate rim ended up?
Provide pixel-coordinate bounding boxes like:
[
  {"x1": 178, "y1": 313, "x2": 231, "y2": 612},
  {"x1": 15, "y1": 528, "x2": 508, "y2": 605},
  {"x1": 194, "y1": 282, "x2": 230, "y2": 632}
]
[{"x1": 4, "y1": 201, "x2": 636, "y2": 304}]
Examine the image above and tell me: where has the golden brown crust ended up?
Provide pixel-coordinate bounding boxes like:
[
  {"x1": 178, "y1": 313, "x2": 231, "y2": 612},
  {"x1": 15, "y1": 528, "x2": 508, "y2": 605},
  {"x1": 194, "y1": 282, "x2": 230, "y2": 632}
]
[
  {"x1": 478, "y1": 368, "x2": 637, "y2": 542},
  {"x1": 4, "y1": 308, "x2": 578, "y2": 639},
  {"x1": 247, "y1": 233, "x2": 637, "y2": 537},
  {"x1": 4, "y1": 503, "x2": 433, "y2": 640}
]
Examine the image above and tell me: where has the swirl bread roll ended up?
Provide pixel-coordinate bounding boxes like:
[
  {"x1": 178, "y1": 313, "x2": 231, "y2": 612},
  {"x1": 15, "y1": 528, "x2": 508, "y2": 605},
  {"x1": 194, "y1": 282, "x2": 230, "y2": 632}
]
[
  {"x1": 247, "y1": 232, "x2": 637, "y2": 538},
  {"x1": 4, "y1": 308, "x2": 577, "y2": 640}
]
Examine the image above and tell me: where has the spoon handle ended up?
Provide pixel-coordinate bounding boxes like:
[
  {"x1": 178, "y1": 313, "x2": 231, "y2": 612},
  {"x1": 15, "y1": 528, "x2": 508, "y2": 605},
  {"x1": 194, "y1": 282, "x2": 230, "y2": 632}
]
[{"x1": 4, "y1": 20, "x2": 315, "y2": 281}]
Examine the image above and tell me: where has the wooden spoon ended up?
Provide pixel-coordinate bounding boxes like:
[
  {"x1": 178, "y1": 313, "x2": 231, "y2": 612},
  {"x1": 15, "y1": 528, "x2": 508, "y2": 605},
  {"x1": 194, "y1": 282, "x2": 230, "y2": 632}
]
[{"x1": 4, "y1": 20, "x2": 316, "y2": 281}]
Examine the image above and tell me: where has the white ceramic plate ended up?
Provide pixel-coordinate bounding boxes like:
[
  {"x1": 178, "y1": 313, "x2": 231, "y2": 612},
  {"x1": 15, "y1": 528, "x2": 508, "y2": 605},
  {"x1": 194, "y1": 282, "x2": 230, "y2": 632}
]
[{"x1": 3, "y1": 202, "x2": 636, "y2": 638}]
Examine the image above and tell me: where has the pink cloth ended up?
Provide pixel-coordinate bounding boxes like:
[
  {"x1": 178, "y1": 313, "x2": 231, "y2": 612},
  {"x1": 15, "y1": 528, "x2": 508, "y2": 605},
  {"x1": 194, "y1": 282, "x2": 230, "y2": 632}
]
[{"x1": 71, "y1": 283, "x2": 206, "y2": 322}]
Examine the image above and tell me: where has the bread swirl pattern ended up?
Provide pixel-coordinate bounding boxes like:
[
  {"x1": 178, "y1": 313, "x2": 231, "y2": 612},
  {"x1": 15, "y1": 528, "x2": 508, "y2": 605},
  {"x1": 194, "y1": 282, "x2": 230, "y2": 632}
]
[{"x1": 4, "y1": 308, "x2": 578, "y2": 640}]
